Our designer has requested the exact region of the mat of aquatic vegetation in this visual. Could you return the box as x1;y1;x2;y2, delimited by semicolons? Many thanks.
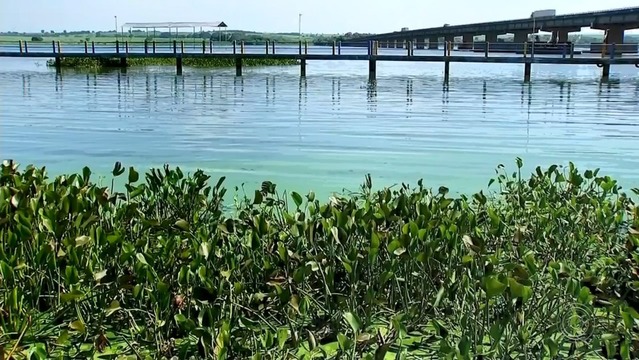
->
46;57;297;70
1;158;639;359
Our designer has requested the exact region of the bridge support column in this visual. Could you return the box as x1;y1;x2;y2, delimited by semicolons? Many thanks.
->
428;37;439;49
591;25;634;55
176;57;182;75
513;31;528;44
300;59;306;77
524;62;531;82
369;59;376;79
605;27;625;45
485;33;498;43
235;58;242;76
459;34;474;50
394;39;398;48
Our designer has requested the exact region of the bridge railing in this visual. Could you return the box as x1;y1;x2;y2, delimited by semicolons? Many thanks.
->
1;39;637;58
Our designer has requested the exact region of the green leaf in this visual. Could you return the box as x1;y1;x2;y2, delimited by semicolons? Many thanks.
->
136;253;148;266
508;278;532;303
489;322;503;342
42;217;55;234
458;336;470;357
291;191;303;207
337;333;353;351
343;312;362;334
307;330;317;351
69;320;86;333
434;286;445;308
253;190;263;205
112;161;124;176
370;231;380;249
175;219;189;231
621;341;630;359
484;276;507;298
128;167;139;183
543;338;558;357
0;261;14;283
106;300;120;317
307;261;319;272
277;328;288;350
75;235;91;247
200;241;211;260
60;289;84;303
93;269;108;282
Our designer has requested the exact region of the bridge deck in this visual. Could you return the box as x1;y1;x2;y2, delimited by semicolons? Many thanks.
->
1;51;638;65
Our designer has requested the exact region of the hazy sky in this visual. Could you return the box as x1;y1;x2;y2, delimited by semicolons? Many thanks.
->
2;0;639;34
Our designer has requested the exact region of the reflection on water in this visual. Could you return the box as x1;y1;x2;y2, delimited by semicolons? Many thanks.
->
2;60;639;198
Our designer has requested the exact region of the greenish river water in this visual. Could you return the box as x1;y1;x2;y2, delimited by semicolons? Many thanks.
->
1;56;638;199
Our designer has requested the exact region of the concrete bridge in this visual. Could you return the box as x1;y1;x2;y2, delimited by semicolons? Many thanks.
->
355;7;639;51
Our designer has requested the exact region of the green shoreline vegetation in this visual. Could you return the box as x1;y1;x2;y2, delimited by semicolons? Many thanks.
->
1;159;639;359
45;57;298;70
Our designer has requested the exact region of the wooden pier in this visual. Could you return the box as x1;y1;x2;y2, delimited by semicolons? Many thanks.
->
1;39;638;82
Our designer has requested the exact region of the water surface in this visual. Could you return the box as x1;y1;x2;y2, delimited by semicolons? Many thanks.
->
1;55;638;198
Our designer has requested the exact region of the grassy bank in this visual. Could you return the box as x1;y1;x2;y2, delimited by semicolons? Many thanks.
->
1;159;639;359
45;57;298;70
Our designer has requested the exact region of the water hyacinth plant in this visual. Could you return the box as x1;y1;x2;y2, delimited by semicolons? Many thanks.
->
46;57;298;70
1;158;638;359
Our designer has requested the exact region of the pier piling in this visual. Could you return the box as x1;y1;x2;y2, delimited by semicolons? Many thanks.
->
444;61;450;82
116;40;120;54
235;58;242;76
369;59;376;80
176;57;183;75
120;57;127;68
300;59;307;77
84;41;88;54
601;63;610;81
145;40;148;54
524;62;531;82
91;41;95;54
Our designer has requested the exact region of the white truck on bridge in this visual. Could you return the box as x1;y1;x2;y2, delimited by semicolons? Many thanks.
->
531;9;556;18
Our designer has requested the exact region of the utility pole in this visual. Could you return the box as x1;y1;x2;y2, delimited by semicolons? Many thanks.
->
298;13;302;42
114;16;118;40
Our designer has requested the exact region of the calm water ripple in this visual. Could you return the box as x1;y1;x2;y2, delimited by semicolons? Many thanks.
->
1;57;638;198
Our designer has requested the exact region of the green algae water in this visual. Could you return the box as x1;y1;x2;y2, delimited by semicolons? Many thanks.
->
1;55;639;199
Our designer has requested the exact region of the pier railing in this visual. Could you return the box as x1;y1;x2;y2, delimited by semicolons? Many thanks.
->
1;39;637;82
1;39;638;58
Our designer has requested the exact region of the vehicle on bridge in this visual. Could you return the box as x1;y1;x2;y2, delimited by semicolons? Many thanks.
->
531;9;556;18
